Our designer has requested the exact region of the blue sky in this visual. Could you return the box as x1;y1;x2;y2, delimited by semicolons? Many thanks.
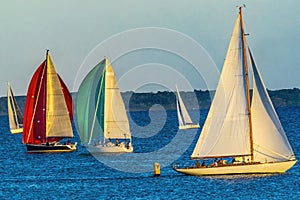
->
0;0;299;96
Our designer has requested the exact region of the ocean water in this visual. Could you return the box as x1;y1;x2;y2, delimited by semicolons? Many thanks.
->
0;107;299;199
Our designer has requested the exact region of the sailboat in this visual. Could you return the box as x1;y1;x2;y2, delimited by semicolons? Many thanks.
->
176;85;200;130
174;7;296;175
76;57;133;153
22;50;77;153
7;82;23;134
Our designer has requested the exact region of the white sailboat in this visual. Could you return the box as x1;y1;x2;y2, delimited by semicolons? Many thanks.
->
76;58;133;153
7;82;23;134
174;7;296;175
176;85;200;130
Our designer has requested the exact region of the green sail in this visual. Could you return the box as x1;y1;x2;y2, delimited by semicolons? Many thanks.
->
76;59;106;144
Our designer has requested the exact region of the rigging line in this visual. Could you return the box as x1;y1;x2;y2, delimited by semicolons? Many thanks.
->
89;65;105;144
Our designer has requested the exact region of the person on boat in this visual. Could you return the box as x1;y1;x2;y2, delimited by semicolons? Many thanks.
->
201;160;206;167
231;158;236;164
115;139;119;146
126;141;130;149
213;158;218;167
218;159;224;165
195;160;201;168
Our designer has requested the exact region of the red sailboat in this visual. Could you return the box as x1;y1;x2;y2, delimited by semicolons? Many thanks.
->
22;50;77;153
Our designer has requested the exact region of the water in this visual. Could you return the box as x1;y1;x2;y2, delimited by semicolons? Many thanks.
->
0;107;299;199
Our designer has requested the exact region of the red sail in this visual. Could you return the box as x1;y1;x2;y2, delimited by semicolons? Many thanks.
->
23;61;47;144
58;75;73;121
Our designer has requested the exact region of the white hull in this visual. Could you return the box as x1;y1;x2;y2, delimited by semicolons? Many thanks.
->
179;124;200;130
87;142;133;153
10;127;23;134
174;160;297;176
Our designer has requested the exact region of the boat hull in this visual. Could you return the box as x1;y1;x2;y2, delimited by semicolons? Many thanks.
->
174;160;297;176
179;124;200;130
10;128;23;134
87;143;133;153
26;142;77;153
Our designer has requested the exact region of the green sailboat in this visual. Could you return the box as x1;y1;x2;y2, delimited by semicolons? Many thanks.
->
76;58;133;153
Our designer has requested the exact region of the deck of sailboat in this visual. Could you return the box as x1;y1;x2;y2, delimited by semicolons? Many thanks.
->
174;160;297;176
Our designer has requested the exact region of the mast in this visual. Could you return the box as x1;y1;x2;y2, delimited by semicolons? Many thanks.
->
45;49;49;141
239;7;254;162
103;58;108;141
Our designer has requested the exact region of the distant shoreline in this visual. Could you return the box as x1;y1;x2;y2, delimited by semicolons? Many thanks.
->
0;88;299;115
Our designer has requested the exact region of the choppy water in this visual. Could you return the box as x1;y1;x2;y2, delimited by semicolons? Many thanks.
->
0;107;299;199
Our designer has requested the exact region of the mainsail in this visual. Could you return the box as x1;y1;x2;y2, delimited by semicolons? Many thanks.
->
23;52;74;144
7;82;23;133
191;13;250;159
176;85;193;126
76;58;131;145
249;48;295;162
176;100;184;127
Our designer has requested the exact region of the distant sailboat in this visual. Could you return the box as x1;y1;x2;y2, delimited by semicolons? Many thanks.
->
76;58;133;153
7;82;23;134
22;50;77;153
174;7;296;175
176;85;200;130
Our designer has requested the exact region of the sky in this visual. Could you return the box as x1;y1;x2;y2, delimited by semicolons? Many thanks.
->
1;0;300;96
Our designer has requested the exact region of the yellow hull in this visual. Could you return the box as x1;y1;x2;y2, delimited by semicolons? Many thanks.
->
179;124;200;130
10;128;23;134
174;160;297;176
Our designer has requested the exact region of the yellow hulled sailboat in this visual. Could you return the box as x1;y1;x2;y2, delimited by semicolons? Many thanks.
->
7;82;23;134
174;7;296;176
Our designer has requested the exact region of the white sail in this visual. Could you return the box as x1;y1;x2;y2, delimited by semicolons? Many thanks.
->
7;82;23;132
7;84;17;130
249;48;295;162
104;59;131;139
191;14;250;159
176;100;184;127
176;85;193;125
46;53;73;138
